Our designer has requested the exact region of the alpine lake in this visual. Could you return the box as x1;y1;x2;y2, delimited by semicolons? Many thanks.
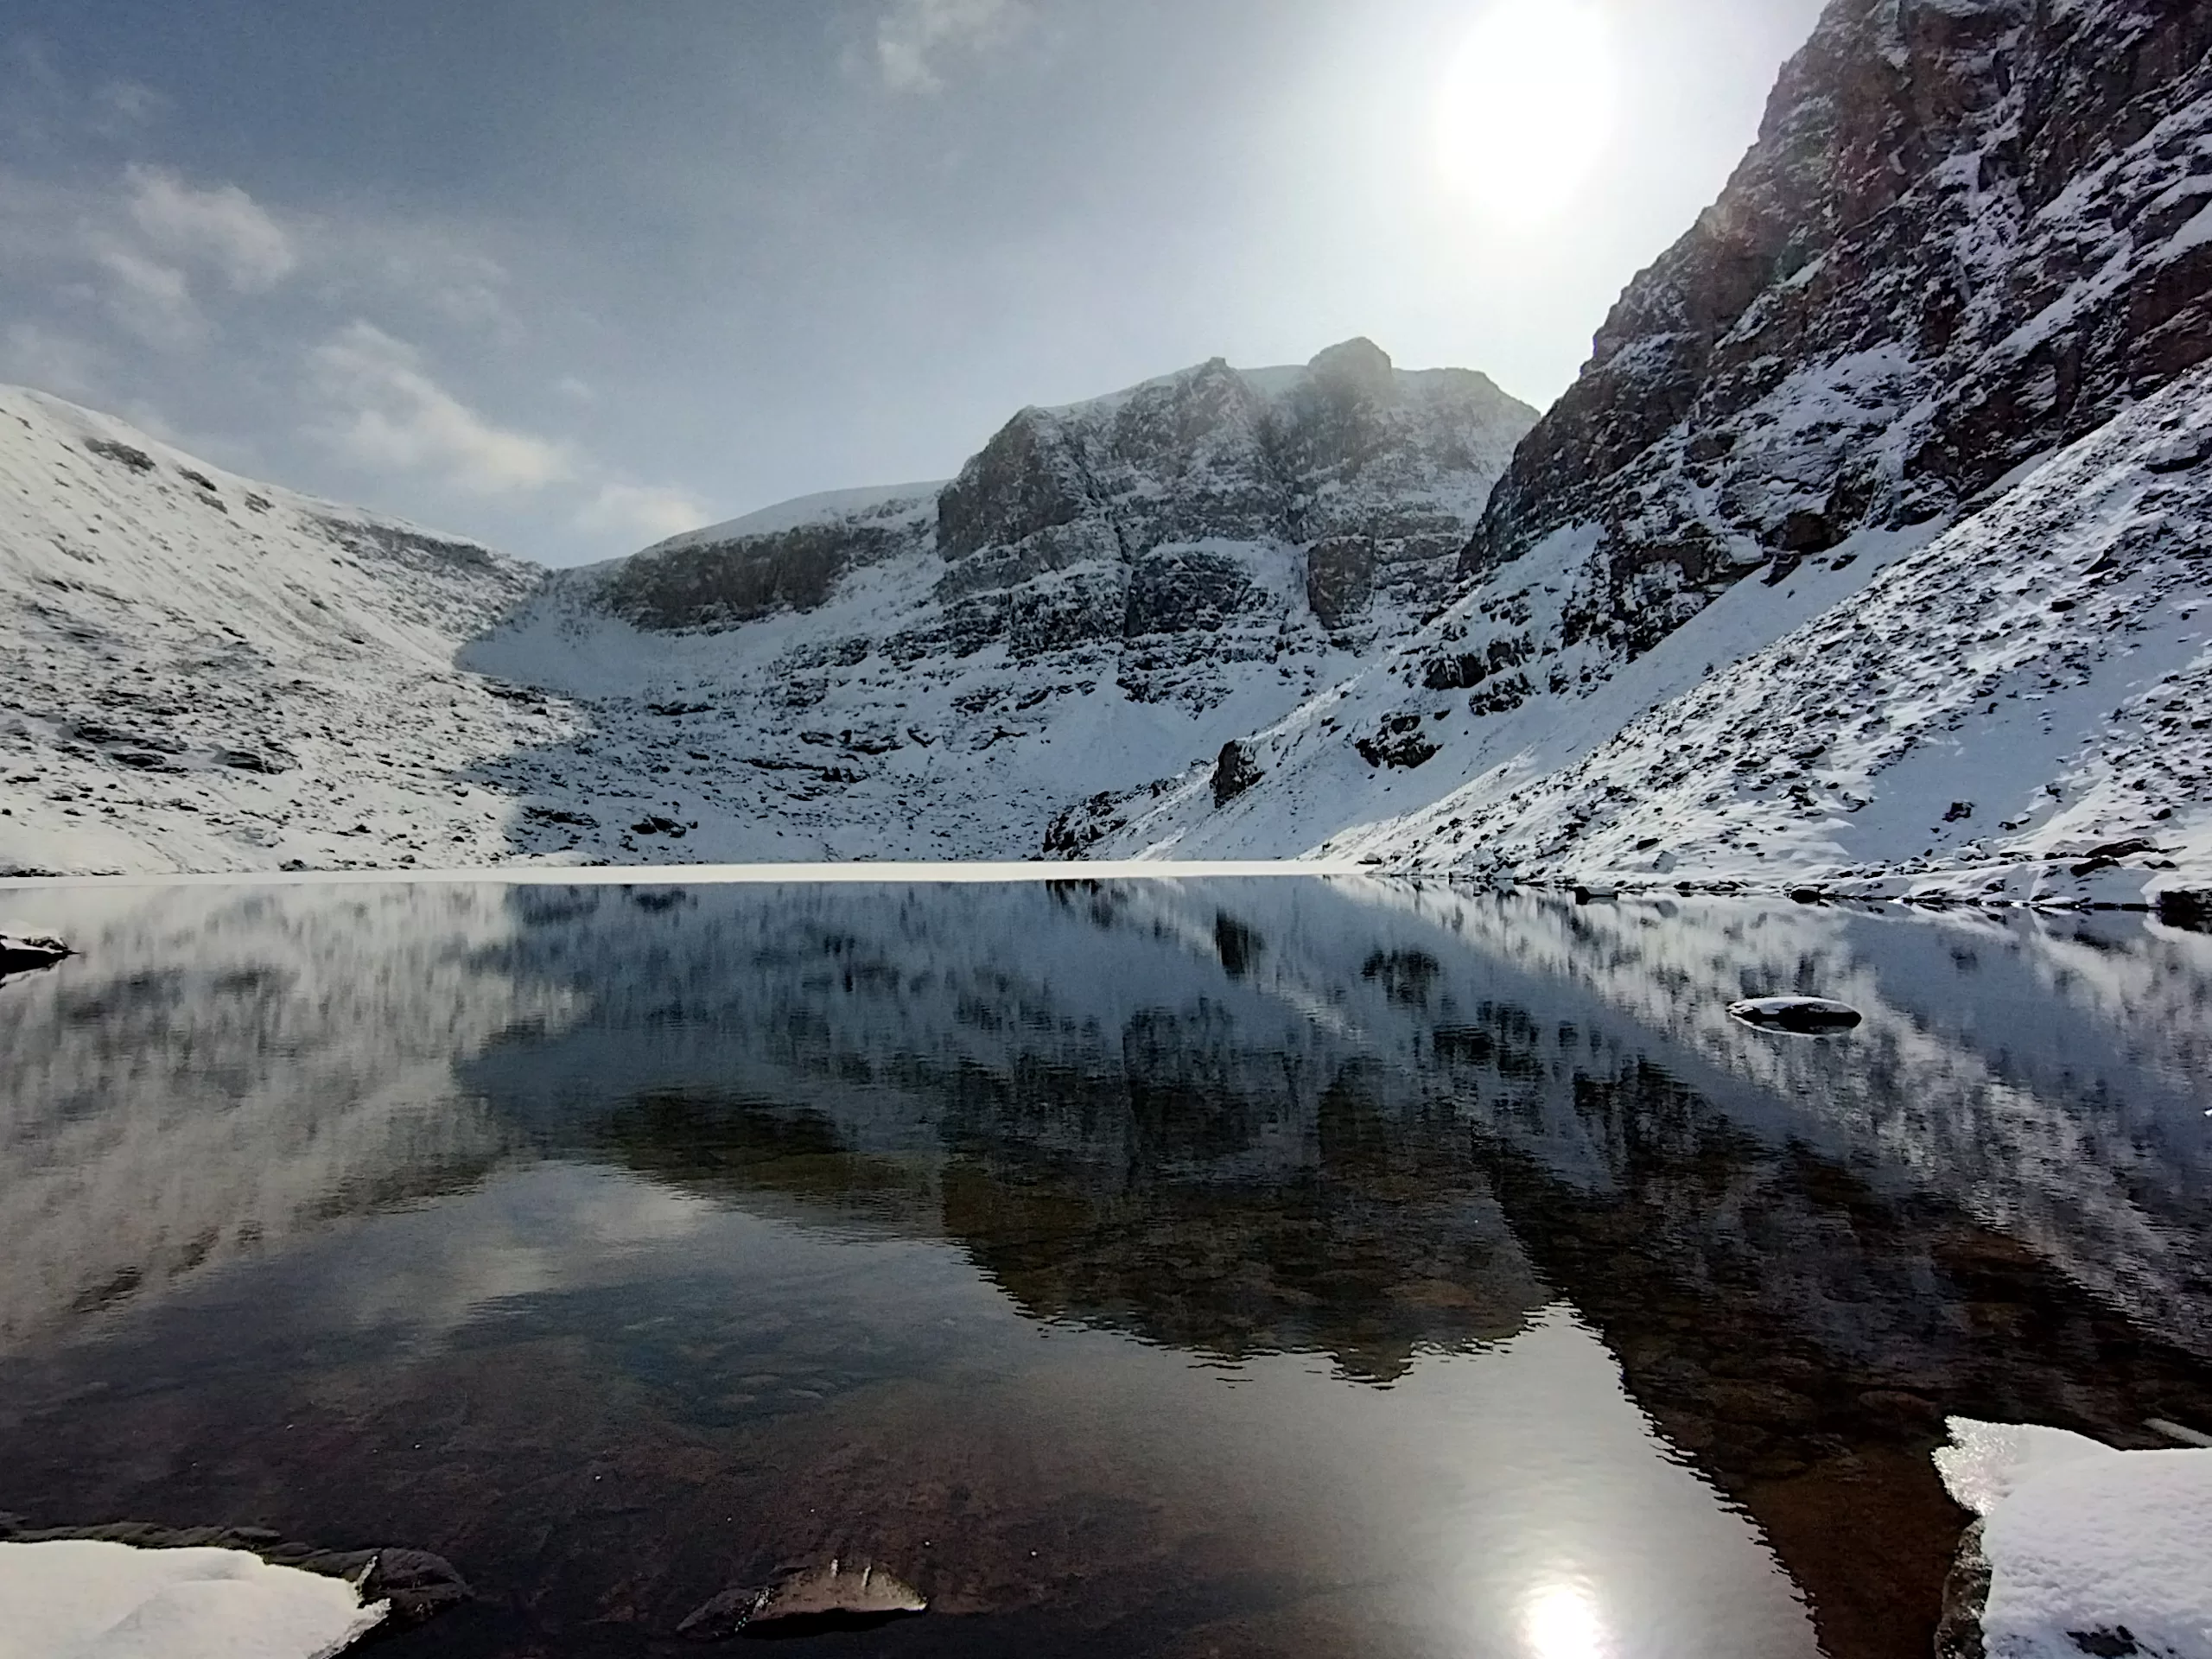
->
2;874;2208;1658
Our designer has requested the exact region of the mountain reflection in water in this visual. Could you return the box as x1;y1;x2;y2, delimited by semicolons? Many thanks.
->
0;878;2208;1658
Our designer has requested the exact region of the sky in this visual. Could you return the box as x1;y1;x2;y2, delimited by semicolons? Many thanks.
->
0;0;1827;567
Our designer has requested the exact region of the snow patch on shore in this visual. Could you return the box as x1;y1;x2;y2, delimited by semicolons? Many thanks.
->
1936;1417;2212;1659
0;1540;385;1659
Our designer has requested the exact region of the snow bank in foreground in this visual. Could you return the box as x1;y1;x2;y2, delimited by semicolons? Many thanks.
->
0;1540;385;1659
1936;1418;2212;1658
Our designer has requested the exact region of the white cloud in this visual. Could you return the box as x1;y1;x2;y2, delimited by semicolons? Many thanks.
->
580;480;710;543
124;164;296;293
875;0;1027;92
90;241;207;348
93;79;168;130
1;321;104;399
308;321;573;495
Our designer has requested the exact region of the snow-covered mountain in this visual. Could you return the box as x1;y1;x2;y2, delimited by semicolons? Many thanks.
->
462;340;1534;861
6;1;2209;894
1088;0;2212;910
0;344;1531;874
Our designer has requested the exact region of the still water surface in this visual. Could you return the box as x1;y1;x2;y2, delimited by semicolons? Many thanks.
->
1;878;2209;1657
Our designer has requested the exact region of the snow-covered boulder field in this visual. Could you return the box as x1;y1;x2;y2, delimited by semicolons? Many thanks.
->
0;1539;385;1659
1935;1418;2212;1659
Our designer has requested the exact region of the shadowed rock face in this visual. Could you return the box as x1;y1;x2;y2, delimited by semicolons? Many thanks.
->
588;343;1531;661
1305;536;1376;631
938;407;1108;563
1464;0;2212;656
925;341;1533;658
601;522;923;632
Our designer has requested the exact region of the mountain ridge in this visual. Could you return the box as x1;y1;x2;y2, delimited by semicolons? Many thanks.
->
1082;0;2212;911
5;0;2210;899
0;340;1536;873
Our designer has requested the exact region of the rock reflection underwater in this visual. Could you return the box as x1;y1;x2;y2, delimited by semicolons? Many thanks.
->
0;877;2207;1657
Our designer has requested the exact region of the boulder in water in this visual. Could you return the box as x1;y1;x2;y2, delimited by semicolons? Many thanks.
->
0;931;70;977
678;1558;927;1641
1726;995;1862;1033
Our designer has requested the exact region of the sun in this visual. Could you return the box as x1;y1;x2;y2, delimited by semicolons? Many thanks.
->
1433;0;1620;228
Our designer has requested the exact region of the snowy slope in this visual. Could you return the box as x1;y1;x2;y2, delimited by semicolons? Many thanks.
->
1362;366;2212;906
1109;367;2212;909
0;387;587;874
0;340;1533;874
1084;0;2212;906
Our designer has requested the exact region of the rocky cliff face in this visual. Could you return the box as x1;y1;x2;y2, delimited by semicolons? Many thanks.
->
461;342;1533;861
1468;0;2212;654
932;339;1524;664
1091;0;2212;906
584;339;1528;677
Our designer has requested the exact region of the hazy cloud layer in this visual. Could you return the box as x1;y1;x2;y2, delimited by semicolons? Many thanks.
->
0;0;1827;565
875;0;1028;92
308;321;573;496
124;164;296;292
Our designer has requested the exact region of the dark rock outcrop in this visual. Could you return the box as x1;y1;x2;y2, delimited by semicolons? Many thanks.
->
0;931;70;978
1356;715;1442;772
1306;536;1375;630
604;520;925;634
1212;740;1263;807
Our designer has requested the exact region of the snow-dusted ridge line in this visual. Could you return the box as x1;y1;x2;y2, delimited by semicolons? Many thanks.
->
0;859;1357;891
630;480;946;561
0;349;1529;874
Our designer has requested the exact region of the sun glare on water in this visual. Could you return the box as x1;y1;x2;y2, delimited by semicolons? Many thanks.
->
1433;0;1619;228
1523;1580;1613;1659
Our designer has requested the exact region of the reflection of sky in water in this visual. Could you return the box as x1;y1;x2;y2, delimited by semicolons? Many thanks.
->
18;1156;1819;1656
3;879;2209;1656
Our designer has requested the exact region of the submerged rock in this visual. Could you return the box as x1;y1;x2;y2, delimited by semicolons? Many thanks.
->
678;1558;927;1641
1726;995;1862;1033
0;931;70;977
